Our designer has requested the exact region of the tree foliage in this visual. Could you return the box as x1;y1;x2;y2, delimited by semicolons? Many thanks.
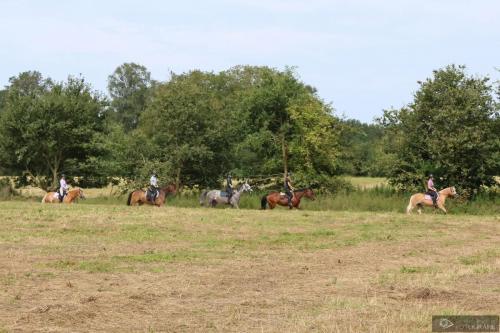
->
129;66;342;189
227;66;340;187
380;65;499;196
1;64;497;197
0;72;106;189
337;120;394;177
140;70;234;187
108;63;153;131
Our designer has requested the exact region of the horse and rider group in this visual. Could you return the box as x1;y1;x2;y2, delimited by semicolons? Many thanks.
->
41;171;456;213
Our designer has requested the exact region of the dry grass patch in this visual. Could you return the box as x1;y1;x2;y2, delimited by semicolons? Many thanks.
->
0;202;498;332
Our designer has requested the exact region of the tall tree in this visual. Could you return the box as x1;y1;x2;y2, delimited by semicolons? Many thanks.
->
337;120;393;177
0;89;7;113
140;70;234;188
227;66;340;185
380;65;499;196
108;63;153;131
0;72;106;189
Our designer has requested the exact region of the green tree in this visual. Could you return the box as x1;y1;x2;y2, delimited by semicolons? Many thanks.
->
227;66;340;186
0;72;106;189
0;89;7;113
140;70;234;188
108;63;154;131
380;65;499;196
337;120;393;176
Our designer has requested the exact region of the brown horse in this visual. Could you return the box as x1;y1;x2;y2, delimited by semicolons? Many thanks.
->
261;188;316;210
126;184;177;207
41;188;85;204
406;186;457;214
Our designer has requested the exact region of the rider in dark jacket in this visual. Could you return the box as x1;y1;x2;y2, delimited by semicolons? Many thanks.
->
284;172;294;209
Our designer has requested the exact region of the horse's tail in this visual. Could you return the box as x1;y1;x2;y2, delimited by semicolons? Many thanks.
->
127;192;133;206
199;191;208;206
260;194;268;210
41;193;46;204
406;195;415;214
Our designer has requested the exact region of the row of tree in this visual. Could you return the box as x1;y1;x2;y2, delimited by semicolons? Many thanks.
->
0;64;498;197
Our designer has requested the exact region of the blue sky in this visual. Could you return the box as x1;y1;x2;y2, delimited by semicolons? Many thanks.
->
1;0;499;122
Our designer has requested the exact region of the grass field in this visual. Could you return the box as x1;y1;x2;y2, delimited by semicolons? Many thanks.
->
0;202;499;332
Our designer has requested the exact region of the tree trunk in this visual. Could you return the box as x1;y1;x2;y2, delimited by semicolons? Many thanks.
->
51;167;59;190
282;132;288;182
175;166;181;195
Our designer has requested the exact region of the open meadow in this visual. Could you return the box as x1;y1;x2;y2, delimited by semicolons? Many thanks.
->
0;201;499;332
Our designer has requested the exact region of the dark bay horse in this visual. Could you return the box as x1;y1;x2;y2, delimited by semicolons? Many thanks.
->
41;188;85;204
261;188;315;210
127;184;177;207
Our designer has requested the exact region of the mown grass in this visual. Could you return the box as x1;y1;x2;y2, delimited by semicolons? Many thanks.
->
0;201;497;275
0;201;498;332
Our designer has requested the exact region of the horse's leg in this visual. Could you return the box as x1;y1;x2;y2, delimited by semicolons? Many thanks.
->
437;203;447;214
406;199;413;214
294;198;301;209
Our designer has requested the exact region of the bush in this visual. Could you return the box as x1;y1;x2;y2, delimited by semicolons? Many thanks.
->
0;177;15;199
294;172;354;194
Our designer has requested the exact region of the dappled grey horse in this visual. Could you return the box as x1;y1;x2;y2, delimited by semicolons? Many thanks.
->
199;182;252;208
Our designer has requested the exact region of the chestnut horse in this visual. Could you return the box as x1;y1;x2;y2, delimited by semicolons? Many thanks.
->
261;188;316;210
126;184;177;207
406;186;457;214
41;188;85;204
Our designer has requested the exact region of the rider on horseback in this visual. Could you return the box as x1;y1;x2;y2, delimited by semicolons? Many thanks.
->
226;173;233;204
427;174;438;207
284;172;294;209
149;172;159;203
59;174;69;202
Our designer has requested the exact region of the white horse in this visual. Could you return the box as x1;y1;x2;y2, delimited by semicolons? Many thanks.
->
199;182;252;208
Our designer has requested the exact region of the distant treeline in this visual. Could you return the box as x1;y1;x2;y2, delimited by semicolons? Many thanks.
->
0;64;498;197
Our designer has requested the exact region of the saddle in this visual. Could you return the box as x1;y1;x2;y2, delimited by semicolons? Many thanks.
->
56;190;67;202
424;191;439;201
220;191;229;197
146;188;159;202
279;192;293;199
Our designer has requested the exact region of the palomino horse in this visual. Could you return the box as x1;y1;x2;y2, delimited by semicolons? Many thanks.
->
41;188;85;203
126;184;177;207
406;186;457;214
261;188;315;210
199;182;252;208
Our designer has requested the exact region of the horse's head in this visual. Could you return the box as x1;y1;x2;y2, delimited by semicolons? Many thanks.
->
304;188;316;200
440;186;457;197
240;181;252;192
162;184;177;195
450;186;457;197
78;188;86;200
